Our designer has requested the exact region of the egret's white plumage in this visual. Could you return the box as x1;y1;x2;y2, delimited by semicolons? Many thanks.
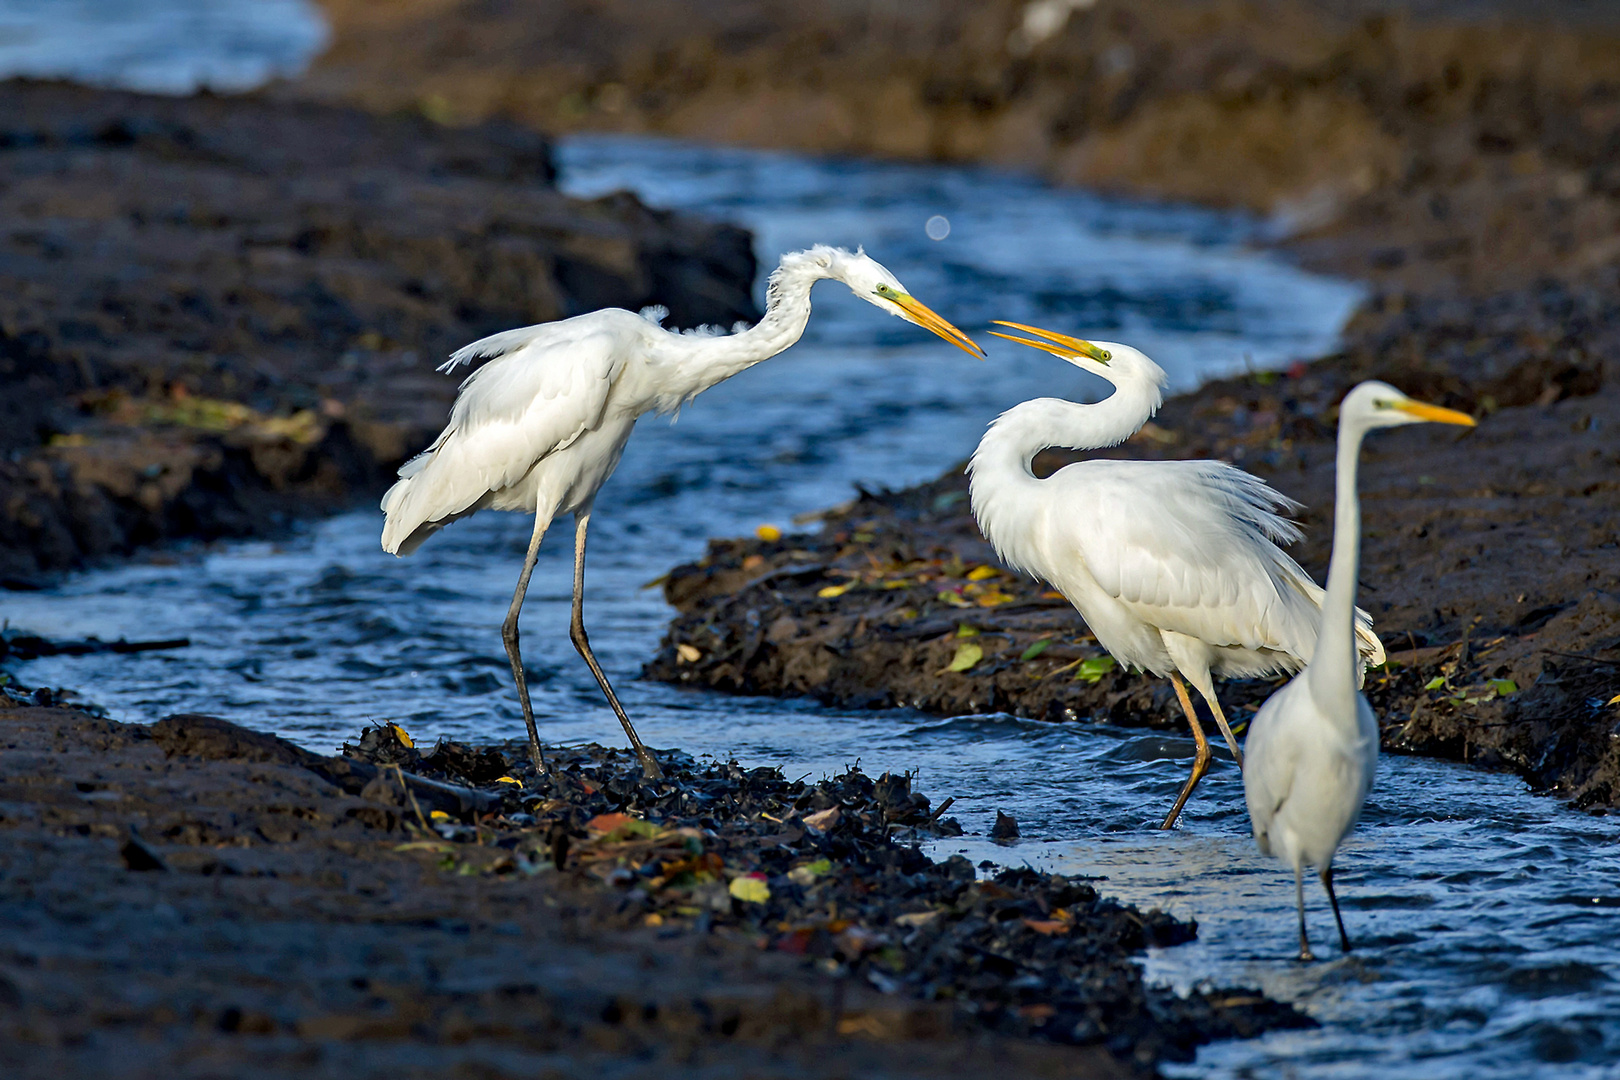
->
1244;381;1475;960
381;245;982;778
968;321;1383;828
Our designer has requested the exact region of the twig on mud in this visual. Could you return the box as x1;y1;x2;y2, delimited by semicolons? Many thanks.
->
392;763;431;831
1539;649;1620;667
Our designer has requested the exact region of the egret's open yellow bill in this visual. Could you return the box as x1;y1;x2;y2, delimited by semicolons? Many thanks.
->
893;294;984;357
1393;400;1476;426
989;320;1111;363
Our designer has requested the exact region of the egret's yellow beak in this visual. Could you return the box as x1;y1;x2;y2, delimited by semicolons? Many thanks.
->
988;320;1112;364
892;293;985;358
1393;400;1477;426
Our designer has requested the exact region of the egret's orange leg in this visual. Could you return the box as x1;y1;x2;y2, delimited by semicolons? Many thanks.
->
1161;672;1212;829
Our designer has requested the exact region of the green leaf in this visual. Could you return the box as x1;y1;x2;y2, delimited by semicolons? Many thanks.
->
787;858;832;886
1076;656;1116;684
955;623;980;638
1424;676;1447;691
947;642;984;673
1488;679;1518;696
1020;638;1052;662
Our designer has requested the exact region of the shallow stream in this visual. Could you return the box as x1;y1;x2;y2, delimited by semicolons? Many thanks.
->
5;129;1617;1078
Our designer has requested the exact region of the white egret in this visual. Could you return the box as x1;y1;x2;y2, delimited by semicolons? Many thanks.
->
1244;381;1474;960
381;245;982;779
969;321;1384;828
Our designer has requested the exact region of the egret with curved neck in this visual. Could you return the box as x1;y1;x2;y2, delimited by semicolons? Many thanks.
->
1244;381;1475;960
968;321;1384;828
381;245;982;779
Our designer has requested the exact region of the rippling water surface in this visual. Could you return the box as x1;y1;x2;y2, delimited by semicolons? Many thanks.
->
7;137;1617;1078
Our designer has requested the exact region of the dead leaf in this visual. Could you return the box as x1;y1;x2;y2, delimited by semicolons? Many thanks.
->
894;910;940;928
802;806;841;832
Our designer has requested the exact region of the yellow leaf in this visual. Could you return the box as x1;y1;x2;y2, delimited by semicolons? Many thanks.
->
935;590;973;608
675;643;702;663
729;874;771;903
947;642;983;673
975;590;1014;607
429;810;451;822
818;582;853;599
966;565;999;581
494;776;520;785
756;524;783;542
389;723;414;749
1609;694;1620;707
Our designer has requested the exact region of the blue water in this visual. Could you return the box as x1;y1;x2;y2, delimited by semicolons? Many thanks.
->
0;0;325;94
2;14;1617;1078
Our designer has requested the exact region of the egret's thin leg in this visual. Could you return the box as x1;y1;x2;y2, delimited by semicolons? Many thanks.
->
1296;864;1315;961
1322;864;1352;953
1204;692;1245;770
1161;673;1213;830
503;510;551;774
1181;662;1244;769
570;510;664;780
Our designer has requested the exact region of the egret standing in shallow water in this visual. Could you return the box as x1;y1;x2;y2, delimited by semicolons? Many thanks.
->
381;246;982;779
969;322;1384;828
1244;381;1474;960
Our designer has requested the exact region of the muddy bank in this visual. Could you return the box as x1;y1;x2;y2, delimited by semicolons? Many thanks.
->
0;703;1304;1077
646;274;1620;807
300;0;1620;285
0;79;758;583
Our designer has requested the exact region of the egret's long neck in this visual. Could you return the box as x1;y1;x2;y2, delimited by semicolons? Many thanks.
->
1308;415;1370;714
967;371;1160;574
653;262;822;405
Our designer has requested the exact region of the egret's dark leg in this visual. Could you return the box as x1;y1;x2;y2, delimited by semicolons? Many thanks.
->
570;510;663;780
1296;864;1316;961
1322;864;1352;954
503;510;551;774
1161;673;1213;830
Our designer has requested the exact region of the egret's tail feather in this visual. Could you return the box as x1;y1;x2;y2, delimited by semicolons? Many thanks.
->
379;463;490;556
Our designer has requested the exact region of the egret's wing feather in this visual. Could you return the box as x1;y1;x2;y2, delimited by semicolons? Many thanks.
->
1048;459;1383;667
1048;460;1314;651
381;316;633;553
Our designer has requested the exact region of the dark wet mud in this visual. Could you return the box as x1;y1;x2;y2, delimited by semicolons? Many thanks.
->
0;703;1305;1077
646;279;1620;807
0;79;757;583
304;0;1620;285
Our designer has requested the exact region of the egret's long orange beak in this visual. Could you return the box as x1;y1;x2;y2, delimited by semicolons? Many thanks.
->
1393;400;1477;426
988;320;1112;364
893;293;984;358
